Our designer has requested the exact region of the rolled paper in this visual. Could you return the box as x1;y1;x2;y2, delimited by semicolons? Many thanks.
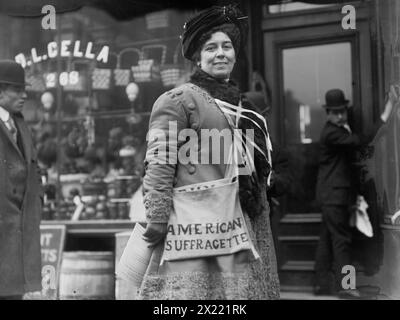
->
116;223;153;288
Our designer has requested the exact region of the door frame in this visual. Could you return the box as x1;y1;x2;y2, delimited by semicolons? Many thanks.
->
262;3;374;217
262;3;374;145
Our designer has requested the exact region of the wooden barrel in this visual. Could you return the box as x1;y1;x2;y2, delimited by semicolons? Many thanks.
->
59;251;115;300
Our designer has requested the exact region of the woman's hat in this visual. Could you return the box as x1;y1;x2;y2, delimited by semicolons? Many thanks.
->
181;5;247;61
323;89;349;109
0;60;28;86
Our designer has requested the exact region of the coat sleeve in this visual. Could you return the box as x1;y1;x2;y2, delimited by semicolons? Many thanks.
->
324;119;384;147
324;127;361;147
142;92;188;223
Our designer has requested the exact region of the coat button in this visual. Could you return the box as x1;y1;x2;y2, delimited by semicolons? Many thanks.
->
188;103;196;110
175;90;183;95
187;164;196;174
191;122;199;130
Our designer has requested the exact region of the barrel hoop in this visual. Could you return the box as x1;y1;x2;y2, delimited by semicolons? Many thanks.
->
61;268;115;275
60;295;114;300
63;255;114;261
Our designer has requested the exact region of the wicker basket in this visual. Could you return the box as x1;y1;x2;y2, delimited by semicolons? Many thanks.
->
132;60;158;83
26;72;46;92
114;69;131;86
25;63;47;92
113;49;137;86
160;44;185;88
131;45;166;83
145;10;170;29
92;68;112;90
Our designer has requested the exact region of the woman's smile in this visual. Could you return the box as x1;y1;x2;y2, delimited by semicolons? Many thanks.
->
199;31;236;79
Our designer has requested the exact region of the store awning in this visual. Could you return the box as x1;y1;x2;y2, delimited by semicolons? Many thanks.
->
0;0;358;19
265;0;359;4
0;0;218;19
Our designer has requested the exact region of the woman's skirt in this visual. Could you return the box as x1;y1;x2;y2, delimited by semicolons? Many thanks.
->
138;198;280;300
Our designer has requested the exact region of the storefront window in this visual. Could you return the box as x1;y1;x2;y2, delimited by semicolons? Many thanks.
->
0;7;194;221
265;1;335;15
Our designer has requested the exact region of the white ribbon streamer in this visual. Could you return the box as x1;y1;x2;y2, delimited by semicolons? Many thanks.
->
214;99;273;185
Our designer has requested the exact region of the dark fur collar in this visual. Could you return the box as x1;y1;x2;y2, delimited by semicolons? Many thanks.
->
189;68;241;105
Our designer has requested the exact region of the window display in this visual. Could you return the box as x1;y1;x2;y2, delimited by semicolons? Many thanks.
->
1;7;194;221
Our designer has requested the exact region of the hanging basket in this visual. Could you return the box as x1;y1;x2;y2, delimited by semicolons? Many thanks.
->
160;44;185;88
131;45;166;83
114;69;131;86
113;49;137;86
26;73;46;92
132;60;158;83
25;63;46;92
92;68;112;90
145;10;170;29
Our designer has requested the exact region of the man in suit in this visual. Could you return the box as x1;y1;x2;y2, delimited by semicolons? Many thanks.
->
0;60;43;299
314;88;395;299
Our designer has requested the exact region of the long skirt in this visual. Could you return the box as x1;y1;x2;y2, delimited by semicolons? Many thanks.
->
138;194;280;300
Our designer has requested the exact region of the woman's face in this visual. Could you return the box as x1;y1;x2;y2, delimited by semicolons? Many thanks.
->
199;31;236;79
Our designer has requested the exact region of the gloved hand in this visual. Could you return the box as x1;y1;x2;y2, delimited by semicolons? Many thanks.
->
142;222;168;248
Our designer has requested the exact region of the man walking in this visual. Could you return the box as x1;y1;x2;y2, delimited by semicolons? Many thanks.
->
0;60;43;299
314;88;396;299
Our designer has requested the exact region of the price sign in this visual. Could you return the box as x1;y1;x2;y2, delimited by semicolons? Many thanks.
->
40;225;66;299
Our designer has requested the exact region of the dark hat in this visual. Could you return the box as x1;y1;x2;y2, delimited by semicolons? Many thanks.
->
0;60;27;86
181;5;247;61
323;89;349;109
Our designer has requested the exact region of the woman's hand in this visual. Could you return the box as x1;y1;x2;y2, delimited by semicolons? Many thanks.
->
142;222;168;248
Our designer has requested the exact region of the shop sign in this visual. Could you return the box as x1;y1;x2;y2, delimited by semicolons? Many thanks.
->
15;40;110;68
45;71;81;88
40;225;66;299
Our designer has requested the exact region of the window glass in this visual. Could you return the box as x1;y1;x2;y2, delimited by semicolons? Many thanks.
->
283;42;352;144
282;42;353;213
0;7;194;220
266;1;335;15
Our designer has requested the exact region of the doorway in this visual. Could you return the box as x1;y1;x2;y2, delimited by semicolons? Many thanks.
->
281;41;354;213
262;6;375;285
263;7;373;217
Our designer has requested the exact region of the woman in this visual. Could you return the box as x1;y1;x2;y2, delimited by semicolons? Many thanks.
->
139;5;280;299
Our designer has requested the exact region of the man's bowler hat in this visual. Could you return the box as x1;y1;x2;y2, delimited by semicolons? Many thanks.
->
0;60;27;86
323;89;349;110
